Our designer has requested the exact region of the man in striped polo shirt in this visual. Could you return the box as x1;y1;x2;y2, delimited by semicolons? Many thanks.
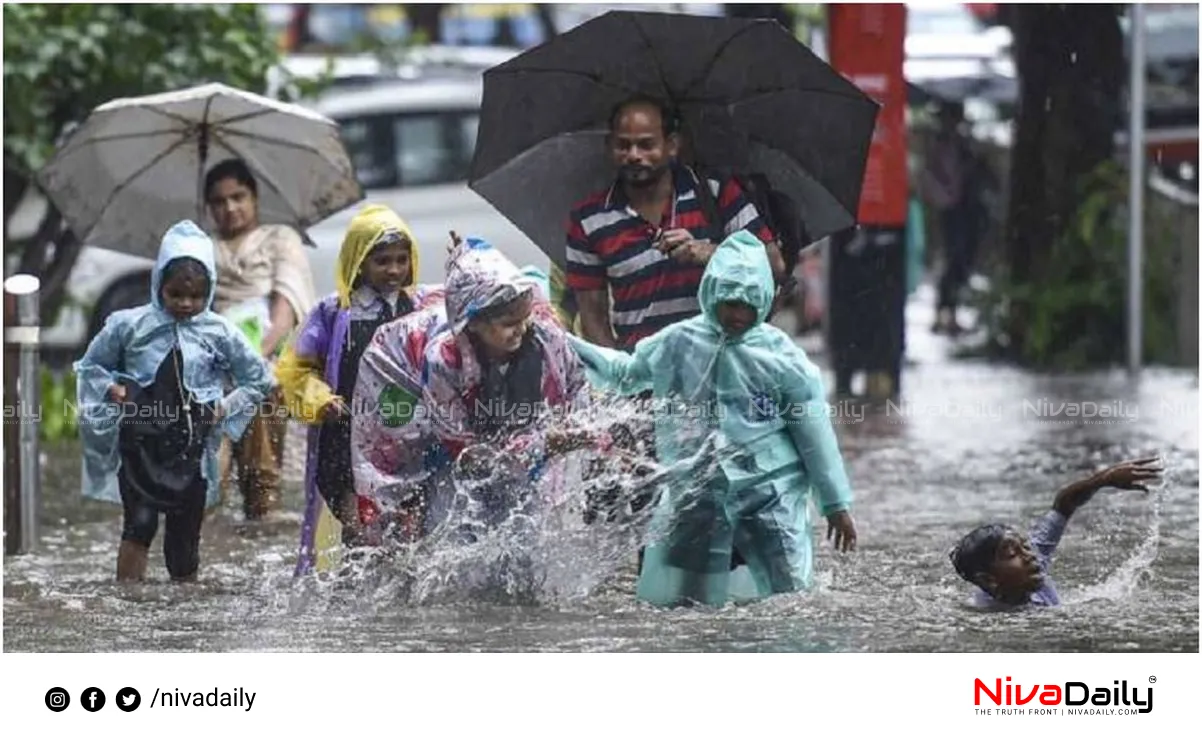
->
565;97;783;351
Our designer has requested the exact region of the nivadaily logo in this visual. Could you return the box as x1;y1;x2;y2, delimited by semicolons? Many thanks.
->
974;677;1153;715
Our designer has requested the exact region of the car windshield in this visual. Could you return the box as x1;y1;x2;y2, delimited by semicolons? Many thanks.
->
908;8;981;36
337;110;481;190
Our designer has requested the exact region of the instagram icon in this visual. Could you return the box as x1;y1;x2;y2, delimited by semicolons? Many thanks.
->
45;687;70;712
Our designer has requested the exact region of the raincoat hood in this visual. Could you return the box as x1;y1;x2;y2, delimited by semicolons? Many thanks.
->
335;204;420;307
698;229;775;333
151;220;218;313
444;236;539;333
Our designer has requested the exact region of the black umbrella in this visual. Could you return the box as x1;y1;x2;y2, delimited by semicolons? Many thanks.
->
469;10;880;267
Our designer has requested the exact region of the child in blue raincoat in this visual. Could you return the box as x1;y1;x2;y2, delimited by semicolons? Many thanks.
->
568;229;857;608
76;221;274;582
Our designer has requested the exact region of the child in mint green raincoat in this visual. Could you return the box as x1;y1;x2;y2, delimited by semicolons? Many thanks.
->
568;230;857;608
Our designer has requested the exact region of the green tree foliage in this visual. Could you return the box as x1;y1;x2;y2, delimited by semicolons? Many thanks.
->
4;3;279;185
3;3;282;321
995;4;1126;366
972;163;1183;370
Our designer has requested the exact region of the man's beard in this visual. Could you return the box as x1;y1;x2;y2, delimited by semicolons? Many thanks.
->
619;162;669;188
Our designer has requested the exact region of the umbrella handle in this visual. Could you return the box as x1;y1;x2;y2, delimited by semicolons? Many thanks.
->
195;123;210;225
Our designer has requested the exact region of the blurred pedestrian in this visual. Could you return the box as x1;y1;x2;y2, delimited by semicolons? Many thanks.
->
921;103;991;335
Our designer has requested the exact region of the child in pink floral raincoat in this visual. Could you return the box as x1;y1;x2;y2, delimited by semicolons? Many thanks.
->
421;236;595;535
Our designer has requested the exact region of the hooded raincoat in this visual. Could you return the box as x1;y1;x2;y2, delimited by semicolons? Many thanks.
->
422;238;590;515
351;303;450;535
568;230;853;607
277;204;443;576
76;221;274;508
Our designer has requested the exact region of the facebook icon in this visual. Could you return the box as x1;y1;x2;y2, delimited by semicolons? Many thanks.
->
81;687;106;712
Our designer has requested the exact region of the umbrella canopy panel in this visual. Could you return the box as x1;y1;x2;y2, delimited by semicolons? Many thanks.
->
470;11;879;265
39;83;362;256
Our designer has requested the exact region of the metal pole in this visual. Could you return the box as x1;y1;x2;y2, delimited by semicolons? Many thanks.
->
1128;2;1147;378
3;292;18;555
4;274;41;554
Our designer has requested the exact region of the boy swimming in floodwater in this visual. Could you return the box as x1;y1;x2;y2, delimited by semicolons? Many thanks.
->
949;456;1163;609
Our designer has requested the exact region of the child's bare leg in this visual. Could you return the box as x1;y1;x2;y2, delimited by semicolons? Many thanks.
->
118;476;157;582
116;540;149;582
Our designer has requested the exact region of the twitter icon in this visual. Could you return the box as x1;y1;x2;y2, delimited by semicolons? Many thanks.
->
116;687;141;712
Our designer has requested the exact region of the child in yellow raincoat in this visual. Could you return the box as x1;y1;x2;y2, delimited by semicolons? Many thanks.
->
276;204;443;576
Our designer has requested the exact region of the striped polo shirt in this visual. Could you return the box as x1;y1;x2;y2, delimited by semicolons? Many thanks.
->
565;164;774;349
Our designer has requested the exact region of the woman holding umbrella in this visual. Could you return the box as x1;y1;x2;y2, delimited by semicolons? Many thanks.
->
205;158;317;521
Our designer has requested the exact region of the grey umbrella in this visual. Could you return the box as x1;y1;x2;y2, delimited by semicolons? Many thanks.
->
469;10;880;267
38;83;363;257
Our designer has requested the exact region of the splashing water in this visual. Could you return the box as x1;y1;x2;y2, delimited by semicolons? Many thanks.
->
290;400;756;610
5;360;1197;652
1069;490;1163;605
293;444;656;607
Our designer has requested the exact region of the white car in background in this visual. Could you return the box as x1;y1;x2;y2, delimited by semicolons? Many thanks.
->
904;1;1014;115
904;1;1013;80
303;75;547;291
32;68;547;356
265;44;520;98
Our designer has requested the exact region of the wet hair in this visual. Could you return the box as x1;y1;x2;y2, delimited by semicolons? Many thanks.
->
609;95;679;137
351;229;413;289
204;158;258;201
717;299;757;311
470;286;534;326
371;228;412;253
949;524;1011;587
159;257;210;293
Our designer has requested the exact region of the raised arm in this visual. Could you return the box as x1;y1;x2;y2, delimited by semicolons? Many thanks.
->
1052;456;1163;519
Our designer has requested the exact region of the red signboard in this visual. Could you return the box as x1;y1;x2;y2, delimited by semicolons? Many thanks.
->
828;4;909;227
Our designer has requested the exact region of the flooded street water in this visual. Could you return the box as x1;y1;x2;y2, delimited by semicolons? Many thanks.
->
5;290;1198;652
